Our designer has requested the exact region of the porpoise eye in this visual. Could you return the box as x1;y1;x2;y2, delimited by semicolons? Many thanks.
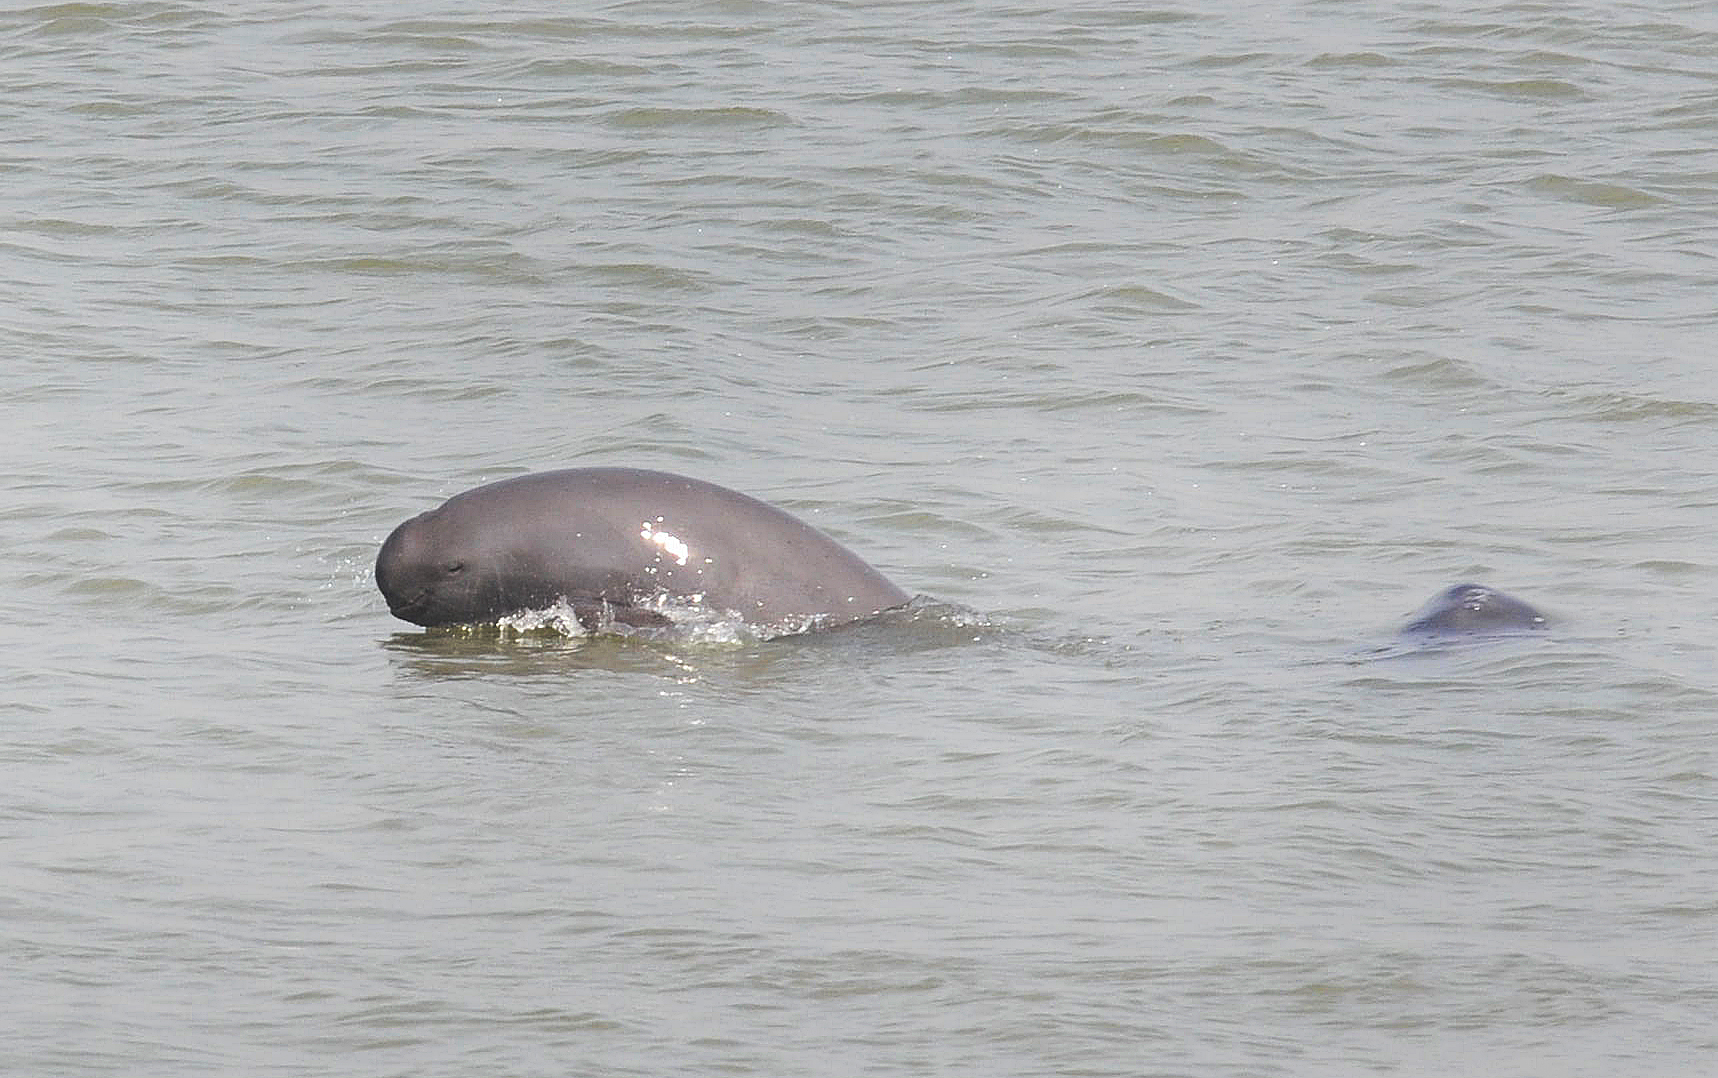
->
443;561;465;576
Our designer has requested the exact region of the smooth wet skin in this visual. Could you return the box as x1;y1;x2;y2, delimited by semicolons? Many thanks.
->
1401;583;1548;636
376;468;909;631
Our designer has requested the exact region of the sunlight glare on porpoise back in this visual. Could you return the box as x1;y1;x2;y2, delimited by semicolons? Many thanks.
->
639;519;690;566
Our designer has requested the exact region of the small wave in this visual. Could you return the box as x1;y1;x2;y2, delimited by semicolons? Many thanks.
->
486;595;838;646
494;599;594;638
472;594;998;647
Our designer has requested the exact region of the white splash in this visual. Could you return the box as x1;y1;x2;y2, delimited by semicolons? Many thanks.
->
496;598;591;637
639;519;690;565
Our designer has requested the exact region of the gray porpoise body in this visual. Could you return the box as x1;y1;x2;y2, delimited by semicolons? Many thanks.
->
1401;583;1548;636
375;467;910;630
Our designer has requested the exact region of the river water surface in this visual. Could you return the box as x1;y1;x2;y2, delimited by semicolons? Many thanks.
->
5;2;1717;1075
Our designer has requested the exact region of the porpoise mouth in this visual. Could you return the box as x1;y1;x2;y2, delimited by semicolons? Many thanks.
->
383;589;435;625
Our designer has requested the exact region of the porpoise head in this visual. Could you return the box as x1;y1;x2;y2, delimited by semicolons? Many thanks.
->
374;507;568;628
375;510;485;626
1401;583;1548;636
375;486;657;628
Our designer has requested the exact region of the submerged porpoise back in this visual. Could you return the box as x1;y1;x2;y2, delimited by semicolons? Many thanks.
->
1401;583;1548;636
375;467;909;630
